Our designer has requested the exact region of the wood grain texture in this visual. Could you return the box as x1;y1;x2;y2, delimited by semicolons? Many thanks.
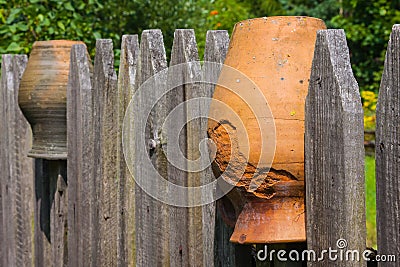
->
0;54;34;267
134;30;170;267
92;39;119;266
203;30;230;267
376;24;400;265
67;44;95;267
167;29;204;267
117;35;139;267
305;29;366;266
48;160;68;267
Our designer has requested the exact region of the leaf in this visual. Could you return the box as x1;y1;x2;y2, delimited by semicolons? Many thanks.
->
6;8;22;24
16;23;29;31
11;33;21;42
9;24;16;33
93;31;101;39
7;42;22;52
57;21;65;31
76;27;82;36
77;3;85;10
35;25;42;33
64;2;75;12
43;18;50;26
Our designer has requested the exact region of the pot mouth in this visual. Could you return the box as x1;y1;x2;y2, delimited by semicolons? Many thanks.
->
234;16;325;27
230;196;306;244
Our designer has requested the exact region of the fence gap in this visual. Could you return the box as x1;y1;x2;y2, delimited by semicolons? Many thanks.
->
305;29;366;266
376;24;400;264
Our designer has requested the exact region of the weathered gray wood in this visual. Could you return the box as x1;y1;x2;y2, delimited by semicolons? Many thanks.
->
92;39;119;266
0;54;34;267
203;30;230;267
49;160;68;266
67;44;95;267
117;35;139;267
376;24;400;265
305;29;366;266
134;30;170;267
167;29;204;267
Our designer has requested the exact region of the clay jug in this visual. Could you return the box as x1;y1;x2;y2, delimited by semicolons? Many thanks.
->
208;16;326;243
18;40;84;159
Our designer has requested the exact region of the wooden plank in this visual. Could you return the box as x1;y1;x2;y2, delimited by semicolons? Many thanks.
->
134;30;170;267
117;34;139;267
167;29;203;267
48;160;68;267
92;39;119;266
67;44;95;267
0;54;34;267
1;55;18;267
203;30;230;267
305;29;365;266
376;24;400;265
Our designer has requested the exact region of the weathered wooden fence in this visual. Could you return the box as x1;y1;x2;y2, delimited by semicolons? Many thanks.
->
1;26;400;266
376;24;400;267
305;29;366;267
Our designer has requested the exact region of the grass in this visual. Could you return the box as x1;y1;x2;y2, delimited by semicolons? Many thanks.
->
365;155;376;248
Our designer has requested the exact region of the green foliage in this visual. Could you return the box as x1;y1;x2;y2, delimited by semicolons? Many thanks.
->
331;0;400;93
276;0;400;129
0;0;111;57
127;0;251;59
365;155;376;248
329;0;400;129
361;90;377;130
244;0;285;17
281;0;340;28
0;0;252;61
1;0;399;127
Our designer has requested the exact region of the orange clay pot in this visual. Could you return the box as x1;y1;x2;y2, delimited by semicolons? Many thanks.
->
208;16;326;243
19;40;84;160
